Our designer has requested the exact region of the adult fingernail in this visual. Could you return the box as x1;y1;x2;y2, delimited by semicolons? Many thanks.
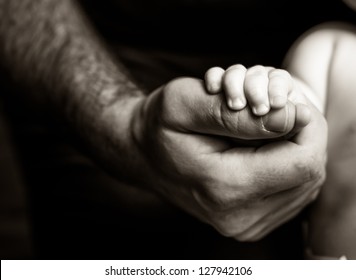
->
262;106;289;132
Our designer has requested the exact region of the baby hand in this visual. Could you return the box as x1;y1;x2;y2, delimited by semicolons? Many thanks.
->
205;64;312;132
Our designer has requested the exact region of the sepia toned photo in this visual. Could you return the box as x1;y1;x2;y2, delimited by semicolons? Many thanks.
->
1;0;356;262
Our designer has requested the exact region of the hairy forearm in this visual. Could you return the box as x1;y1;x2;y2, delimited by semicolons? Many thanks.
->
0;0;144;114
0;0;148;183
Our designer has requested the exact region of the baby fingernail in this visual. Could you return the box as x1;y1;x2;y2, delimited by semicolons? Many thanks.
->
208;83;220;93
252;104;269;116
228;98;246;110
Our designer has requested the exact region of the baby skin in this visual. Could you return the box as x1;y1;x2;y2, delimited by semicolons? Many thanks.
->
284;22;356;260
204;64;321;142
204;55;355;259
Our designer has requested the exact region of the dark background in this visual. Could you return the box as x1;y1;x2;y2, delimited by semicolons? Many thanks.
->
1;0;355;259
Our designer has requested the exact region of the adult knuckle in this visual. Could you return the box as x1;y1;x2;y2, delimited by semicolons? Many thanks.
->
310;151;327;182
213;220;238;237
211;214;248;238
198;176;244;213
209;205;260;239
201;186;234;213
295;149;326;184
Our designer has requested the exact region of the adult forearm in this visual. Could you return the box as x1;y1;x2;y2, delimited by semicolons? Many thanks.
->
0;0;148;184
0;0;144;113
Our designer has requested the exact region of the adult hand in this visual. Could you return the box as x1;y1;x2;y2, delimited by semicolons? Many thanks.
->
131;77;327;241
